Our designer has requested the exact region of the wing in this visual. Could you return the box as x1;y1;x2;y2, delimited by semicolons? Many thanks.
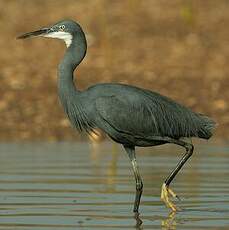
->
95;94;162;138
95;89;207;139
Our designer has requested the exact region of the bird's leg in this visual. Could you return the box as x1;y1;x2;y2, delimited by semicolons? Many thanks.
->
161;142;194;212
124;146;143;213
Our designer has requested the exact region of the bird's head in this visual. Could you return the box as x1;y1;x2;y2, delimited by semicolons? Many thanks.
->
17;19;84;48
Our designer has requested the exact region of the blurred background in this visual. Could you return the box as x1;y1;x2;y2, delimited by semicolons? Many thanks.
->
0;0;228;141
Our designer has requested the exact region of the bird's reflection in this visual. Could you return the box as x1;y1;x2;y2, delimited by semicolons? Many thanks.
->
134;212;143;229
88;130;118;190
133;210;177;230
88;129;106;175
161;211;176;230
89;129;106;162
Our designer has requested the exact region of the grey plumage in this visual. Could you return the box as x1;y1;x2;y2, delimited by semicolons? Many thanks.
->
17;19;216;213
60;81;215;146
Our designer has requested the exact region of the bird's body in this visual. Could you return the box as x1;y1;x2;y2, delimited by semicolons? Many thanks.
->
17;19;216;213
63;82;214;147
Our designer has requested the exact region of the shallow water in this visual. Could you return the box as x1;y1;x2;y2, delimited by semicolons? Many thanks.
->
0;141;228;229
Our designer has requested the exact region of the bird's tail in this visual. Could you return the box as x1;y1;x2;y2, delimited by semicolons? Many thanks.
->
196;114;217;139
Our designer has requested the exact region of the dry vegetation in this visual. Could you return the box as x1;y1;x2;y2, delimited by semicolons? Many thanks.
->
0;0;228;141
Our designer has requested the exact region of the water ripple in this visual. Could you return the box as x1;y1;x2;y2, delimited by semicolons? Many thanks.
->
0;141;228;229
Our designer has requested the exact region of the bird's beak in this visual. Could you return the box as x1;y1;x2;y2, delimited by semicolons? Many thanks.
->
17;28;50;39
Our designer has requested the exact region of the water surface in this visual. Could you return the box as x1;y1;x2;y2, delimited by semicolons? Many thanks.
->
0;141;228;229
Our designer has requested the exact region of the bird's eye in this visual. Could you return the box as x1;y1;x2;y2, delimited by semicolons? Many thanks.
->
59;25;65;31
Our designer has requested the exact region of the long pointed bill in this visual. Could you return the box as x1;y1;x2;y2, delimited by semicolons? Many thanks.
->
17;28;50;39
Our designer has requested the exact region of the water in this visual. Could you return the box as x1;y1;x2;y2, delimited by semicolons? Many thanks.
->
0;141;228;229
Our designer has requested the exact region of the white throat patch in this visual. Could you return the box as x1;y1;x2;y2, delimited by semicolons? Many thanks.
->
44;31;73;47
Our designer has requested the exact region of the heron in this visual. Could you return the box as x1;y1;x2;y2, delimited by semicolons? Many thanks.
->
17;20;216;213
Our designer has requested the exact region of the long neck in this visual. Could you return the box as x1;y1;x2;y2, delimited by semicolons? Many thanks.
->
56;28;93;133
58;33;87;100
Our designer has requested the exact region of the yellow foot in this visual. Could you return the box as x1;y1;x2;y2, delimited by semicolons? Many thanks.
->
161;183;180;212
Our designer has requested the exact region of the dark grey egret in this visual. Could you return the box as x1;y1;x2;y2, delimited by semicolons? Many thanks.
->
17;20;216;213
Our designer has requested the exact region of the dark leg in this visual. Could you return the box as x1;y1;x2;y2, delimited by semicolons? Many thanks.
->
124;145;143;213
160;140;194;211
165;143;194;186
